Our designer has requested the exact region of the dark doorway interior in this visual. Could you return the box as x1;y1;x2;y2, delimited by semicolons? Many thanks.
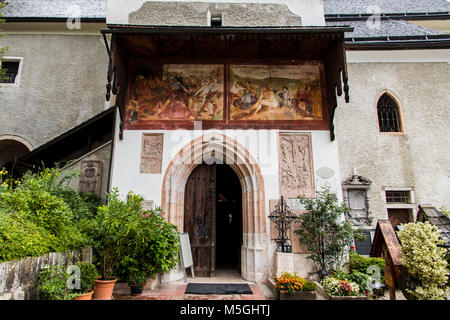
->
215;164;242;272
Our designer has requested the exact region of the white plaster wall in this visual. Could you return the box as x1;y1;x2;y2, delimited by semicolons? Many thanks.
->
107;0;325;26
110;126;342;212
335;51;450;226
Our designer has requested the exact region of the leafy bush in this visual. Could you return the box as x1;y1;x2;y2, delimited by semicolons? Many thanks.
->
334;270;370;293
349;251;385;284
397;222;448;300
294;186;355;275
321;276;360;296
37;265;77;300
93;189;180;282
0;168;99;262
74;262;98;294
0;211;52;261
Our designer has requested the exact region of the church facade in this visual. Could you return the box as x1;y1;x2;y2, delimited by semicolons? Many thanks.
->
1;0;449;283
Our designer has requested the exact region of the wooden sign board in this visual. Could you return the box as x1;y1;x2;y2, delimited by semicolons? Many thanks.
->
179;233;195;279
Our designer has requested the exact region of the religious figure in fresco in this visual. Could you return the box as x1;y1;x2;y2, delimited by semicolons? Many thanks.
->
229;64;323;121
125;64;224;123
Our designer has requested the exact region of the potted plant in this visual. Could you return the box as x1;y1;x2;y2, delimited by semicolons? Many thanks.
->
127;273;148;296
37;265;77;300
72;262;99;300
274;272;318;300
112;191;180;295
91;188;126;300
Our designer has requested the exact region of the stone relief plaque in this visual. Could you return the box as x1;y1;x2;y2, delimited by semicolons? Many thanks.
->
140;133;164;174
79;160;102;196
278;133;315;199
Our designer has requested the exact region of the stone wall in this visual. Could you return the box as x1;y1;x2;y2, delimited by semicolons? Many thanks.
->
62;142;112;203
0;32;108;150
0;247;92;300
334;61;450;228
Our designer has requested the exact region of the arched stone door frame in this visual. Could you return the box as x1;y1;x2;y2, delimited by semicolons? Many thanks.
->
161;132;268;282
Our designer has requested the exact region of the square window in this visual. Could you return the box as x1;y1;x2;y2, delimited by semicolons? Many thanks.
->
385;191;409;203
1;61;21;84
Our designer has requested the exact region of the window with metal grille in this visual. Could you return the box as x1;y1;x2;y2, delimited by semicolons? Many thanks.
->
377;93;401;132
1;61;20;84
385;191;409;204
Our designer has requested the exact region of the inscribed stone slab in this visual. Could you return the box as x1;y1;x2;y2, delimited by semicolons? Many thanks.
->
140;133;163;174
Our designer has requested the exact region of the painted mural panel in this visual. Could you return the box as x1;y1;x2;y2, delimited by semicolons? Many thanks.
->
126;64;224;123
230;64;323;121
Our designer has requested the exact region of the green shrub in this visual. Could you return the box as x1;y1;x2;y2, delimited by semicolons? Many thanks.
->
349;251;385;283
94;189;180;282
334;270;370;293
0;168;98;262
74;261;98;294
398;222;448;300
37;265;77;300
0;211;52;261
294;186;355;274
302;279;317;291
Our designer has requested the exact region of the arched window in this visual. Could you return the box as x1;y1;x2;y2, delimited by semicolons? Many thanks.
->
377;93;401;132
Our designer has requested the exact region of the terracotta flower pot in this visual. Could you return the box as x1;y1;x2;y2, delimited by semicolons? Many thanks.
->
92;277;117;300
73;290;94;300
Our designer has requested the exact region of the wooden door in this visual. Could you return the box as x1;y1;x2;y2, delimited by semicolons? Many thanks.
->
184;164;216;277
387;209;412;230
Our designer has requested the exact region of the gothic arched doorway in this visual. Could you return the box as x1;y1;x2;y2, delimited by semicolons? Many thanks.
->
161;133;268;282
184;163;242;277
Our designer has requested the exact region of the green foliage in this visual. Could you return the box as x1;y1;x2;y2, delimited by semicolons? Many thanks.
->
294;186;355;274
398;222;448;300
0;168;99;262
74;262;99;294
37;265;77;300
348;251;385;284
334;270;370;293
127;273;147;290
93;189;180;282
302;279;317;292
440;206;450;219
0;211;52;261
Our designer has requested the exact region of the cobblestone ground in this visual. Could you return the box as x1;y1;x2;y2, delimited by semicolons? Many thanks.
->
112;282;269;300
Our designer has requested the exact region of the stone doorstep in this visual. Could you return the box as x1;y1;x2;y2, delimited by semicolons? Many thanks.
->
113;282;268;300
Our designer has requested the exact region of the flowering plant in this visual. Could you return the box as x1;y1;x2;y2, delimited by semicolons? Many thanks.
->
274;272;317;295
127;273;147;290
321;276;360;296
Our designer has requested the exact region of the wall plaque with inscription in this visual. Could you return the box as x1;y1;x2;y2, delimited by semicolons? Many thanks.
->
278;133;315;199
79;160;103;196
140;133;164;174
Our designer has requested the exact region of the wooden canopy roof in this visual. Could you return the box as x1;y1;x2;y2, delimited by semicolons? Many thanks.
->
102;26;352;140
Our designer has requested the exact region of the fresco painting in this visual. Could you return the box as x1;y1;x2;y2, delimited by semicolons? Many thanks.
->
125;63;324;125
126;64;224;122
230;64;323;121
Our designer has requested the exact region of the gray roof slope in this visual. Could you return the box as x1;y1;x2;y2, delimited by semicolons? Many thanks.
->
327;19;444;39
417;206;450;248
324;0;450;15
1;0;106;18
